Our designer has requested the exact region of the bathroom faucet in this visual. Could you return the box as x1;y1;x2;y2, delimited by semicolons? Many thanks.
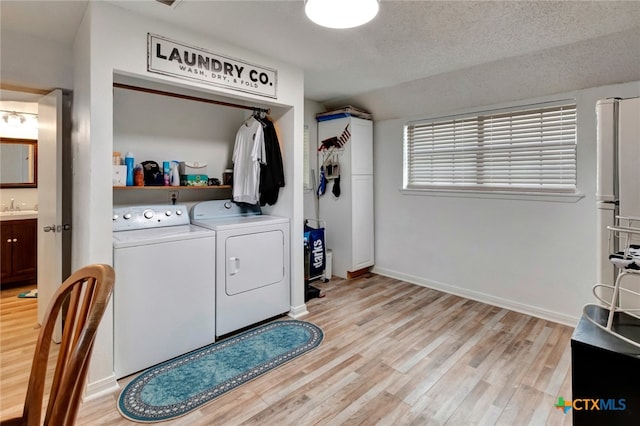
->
8;198;21;212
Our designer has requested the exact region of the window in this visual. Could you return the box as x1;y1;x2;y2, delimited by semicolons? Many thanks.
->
404;101;577;194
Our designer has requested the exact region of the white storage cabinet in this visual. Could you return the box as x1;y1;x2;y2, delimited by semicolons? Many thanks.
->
317;115;374;278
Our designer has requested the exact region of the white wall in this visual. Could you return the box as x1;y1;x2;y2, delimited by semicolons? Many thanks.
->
113;85;243;181
0;30;74;91
372;81;640;326
111;85;242;205
0;29;70;213
71;2;305;397
303;99;326;220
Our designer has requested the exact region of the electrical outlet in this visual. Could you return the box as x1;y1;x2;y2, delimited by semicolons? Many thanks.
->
169;191;179;203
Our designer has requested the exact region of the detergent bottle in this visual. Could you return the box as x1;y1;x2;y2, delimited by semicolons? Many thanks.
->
124;152;135;186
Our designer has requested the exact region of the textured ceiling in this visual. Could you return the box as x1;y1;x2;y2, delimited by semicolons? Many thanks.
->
2;1;640;119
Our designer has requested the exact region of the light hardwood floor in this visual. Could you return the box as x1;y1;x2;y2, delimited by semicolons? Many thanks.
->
1;274;574;425
0;283;61;420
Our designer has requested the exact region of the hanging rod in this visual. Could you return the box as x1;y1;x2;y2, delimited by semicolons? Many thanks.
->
113;83;270;115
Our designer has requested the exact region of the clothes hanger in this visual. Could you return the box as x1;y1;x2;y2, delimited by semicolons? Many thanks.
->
252;109;267;128
242;109;269;127
242;114;255;127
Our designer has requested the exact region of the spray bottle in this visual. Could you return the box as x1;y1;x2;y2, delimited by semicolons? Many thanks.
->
170;161;180;187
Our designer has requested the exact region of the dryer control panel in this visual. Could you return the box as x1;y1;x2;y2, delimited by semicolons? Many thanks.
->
191;200;262;221
113;204;189;231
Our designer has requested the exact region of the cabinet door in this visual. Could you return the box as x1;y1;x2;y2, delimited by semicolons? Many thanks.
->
351;174;374;271
351;118;373;175
11;220;37;279
1;222;13;281
319;117;373;175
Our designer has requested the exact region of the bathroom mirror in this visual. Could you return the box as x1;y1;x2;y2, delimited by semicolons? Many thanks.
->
0;137;38;188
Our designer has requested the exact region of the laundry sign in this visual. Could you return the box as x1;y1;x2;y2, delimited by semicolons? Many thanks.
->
148;34;278;98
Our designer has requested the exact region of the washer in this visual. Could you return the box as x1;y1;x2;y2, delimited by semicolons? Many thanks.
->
113;204;215;379
191;200;290;337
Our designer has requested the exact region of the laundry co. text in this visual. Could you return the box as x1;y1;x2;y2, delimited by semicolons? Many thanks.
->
147;34;277;98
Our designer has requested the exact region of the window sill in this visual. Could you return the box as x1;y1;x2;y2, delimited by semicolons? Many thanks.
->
400;187;585;203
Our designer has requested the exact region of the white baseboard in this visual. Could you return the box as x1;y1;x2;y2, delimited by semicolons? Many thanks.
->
371;266;579;327
84;374;119;402
288;303;309;319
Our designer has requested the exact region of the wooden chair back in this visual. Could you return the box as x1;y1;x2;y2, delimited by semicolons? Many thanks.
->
1;264;115;426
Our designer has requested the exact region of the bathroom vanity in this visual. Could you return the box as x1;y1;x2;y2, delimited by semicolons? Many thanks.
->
1;217;37;284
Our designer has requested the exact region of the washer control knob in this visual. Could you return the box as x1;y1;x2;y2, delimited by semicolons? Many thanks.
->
112;214;118;221
224;201;232;209
165;210;172;217
176;209;183;216
143;210;154;219
123;213;132;220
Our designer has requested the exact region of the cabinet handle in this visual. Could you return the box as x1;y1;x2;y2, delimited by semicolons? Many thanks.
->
43;225;56;232
12;238;17;242
6;239;11;243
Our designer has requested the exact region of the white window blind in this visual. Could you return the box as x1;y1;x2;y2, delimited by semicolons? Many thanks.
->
404;102;577;193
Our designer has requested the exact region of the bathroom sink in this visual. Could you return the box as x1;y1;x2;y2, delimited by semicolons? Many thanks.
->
0;210;38;221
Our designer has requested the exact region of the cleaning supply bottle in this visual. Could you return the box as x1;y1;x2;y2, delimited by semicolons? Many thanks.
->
163;161;171;186
124;152;135;186
134;164;144;186
170;161;180;186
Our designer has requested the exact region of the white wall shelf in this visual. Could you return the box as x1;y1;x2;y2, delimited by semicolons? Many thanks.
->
113;185;231;190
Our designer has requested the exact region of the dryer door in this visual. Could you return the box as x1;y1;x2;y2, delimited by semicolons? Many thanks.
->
225;229;285;295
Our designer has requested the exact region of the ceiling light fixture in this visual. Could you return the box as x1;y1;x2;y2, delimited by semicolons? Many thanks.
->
305;0;379;29
2;111;25;126
1;110;37;128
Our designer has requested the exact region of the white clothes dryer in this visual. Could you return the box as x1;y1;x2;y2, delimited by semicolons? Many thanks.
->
112;204;216;379
191;200;290;337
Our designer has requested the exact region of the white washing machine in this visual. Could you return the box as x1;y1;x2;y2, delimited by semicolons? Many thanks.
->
191;200;290;336
113;204;216;379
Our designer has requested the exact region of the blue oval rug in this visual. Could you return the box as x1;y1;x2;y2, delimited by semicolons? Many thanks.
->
117;320;323;423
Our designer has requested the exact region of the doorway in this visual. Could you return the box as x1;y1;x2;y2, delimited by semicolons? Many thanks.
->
0;87;41;300
0;86;72;342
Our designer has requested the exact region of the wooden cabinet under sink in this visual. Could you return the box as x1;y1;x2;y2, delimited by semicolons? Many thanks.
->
1;219;37;285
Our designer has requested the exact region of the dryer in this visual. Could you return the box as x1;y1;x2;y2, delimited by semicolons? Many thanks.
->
191;200;290;336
